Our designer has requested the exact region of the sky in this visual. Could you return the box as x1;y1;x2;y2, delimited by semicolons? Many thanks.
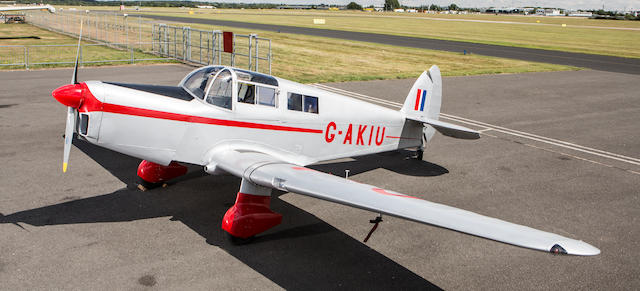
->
203;0;640;10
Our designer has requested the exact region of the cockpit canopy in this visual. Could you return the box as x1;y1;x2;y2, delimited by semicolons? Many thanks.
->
180;66;278;108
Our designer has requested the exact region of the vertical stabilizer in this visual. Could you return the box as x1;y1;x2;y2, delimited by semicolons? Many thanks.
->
401;66;479;140
401;65;442;121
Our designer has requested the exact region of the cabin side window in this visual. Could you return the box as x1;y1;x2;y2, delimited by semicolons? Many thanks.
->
257;87;276;107
237;83;255;104
287;93;318;114
238;82;277;107
304;96;319;113
287;93;303;111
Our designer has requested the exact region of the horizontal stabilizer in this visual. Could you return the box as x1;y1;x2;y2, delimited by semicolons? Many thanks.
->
409;116;480;139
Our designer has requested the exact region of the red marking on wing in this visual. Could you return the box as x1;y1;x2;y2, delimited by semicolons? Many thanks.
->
372;188;420;199
292;167;315;171
99;103;323;134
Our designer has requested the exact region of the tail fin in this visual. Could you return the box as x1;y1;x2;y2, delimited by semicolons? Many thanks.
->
401;65;442;121
402;65;480;140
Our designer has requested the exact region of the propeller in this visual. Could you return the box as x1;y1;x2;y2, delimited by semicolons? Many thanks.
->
62;18;83;173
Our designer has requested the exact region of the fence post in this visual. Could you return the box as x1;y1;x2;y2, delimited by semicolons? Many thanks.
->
24;46;28;70
186;27;189;61
255;35;259;73
182;27;189;61
138;15;142;50
151;24;155;53
268;39;271;75
163;25;168;56
114;12;118;44
248;34;253;71
131;47;134;64
105;13;108;43
231;34;235;67
124;14;129;49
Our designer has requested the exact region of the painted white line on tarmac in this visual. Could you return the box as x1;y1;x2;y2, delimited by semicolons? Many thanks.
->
312;83;640;168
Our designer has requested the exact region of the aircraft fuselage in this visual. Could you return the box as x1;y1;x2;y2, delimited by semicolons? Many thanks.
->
75;69;423;167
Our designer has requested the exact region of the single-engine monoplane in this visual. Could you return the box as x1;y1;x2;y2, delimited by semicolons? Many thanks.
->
51;33;599;255
0;4;55;13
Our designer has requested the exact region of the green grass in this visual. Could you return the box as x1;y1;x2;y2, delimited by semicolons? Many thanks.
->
0;19;578;84
0;23;173;69
119;8;640;59
184;22;578;83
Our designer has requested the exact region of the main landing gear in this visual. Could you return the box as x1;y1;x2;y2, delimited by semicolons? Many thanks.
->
222;179;282;244
136;160;188;191
135;161;282;244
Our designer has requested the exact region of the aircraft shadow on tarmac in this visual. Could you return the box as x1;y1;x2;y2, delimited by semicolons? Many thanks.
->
1;139;447;290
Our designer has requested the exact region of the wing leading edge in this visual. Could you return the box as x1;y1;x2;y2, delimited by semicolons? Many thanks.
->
209;150;599;256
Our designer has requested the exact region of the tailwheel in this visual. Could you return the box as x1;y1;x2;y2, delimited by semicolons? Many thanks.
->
414;148;424;160
227;233;255;245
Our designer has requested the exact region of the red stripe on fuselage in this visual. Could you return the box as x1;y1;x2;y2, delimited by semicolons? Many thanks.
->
99;103;323;134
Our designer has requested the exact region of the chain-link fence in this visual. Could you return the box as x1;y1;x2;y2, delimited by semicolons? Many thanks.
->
26;10;156;51
13;9;271;73
0;42;168;70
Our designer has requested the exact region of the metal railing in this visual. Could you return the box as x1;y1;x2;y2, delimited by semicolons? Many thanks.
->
152;24;271;73
0;42;170;69
19;10;272;73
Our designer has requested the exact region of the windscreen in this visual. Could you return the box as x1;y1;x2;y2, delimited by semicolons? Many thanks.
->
182;66;223;99
206;70;233;109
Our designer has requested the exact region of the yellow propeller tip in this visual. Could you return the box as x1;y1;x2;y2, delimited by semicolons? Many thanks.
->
63;163;68;173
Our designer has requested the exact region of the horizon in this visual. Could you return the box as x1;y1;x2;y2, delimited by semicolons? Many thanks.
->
90;0;638;12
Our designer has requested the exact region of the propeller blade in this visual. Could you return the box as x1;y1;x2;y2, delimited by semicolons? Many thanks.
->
71;17;84;84
62;106;75;172
63;17;84;172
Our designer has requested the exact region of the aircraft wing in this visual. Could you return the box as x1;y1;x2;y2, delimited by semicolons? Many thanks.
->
209;149;599;256
0;5;55;13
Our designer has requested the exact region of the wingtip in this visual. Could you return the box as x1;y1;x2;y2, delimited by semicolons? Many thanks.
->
63;163;68;173
551;240;600;256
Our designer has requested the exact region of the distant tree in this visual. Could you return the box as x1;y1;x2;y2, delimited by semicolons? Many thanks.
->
448;3;459;11
384;0;400;11
429;4;441;11
346;2;363;10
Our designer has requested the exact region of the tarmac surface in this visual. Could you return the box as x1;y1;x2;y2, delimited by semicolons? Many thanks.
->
132;13;640;75
1;64;639;290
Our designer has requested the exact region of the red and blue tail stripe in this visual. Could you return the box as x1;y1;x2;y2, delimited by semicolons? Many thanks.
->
414;89;427;111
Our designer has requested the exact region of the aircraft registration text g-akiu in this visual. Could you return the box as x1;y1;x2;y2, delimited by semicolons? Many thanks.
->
51;62;600;256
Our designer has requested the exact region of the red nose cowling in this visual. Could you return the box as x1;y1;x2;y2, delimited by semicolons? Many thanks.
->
52;83;84;108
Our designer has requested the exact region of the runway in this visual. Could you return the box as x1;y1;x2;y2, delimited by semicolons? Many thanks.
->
130;13;640;75
0;65;638;289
